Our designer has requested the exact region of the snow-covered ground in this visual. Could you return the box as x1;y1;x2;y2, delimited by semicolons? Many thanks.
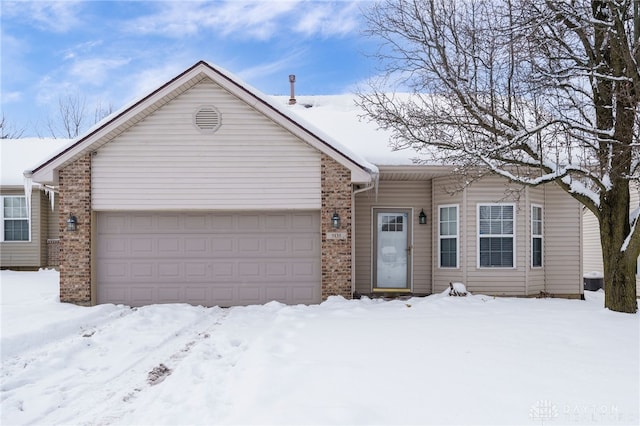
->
1;270;638;425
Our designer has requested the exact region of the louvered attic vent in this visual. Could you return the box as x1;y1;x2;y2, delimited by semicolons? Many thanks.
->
194;106;221;133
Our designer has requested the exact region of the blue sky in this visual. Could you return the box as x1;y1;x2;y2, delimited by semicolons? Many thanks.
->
2;1;380;137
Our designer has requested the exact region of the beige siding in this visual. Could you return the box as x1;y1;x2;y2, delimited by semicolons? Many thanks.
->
527;187;546;294
460;176;528;296
430;176;582;297
92;78;321;211
354;180;432;295
544;183;582;295
582;209;603;274
0;189;45;268
431;176;465;293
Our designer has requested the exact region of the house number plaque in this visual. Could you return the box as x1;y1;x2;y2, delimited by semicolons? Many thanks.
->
326;232;347;240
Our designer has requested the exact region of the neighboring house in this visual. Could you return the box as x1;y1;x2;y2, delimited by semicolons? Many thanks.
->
1;138;70;269
582;188;640;295
26;61;583;307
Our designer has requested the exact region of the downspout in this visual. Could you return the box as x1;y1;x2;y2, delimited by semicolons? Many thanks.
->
351;173;378;296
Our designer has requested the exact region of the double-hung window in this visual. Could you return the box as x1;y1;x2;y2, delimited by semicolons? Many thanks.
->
478;204;514;268
439;205;458;268
2;196;29;242
531;205;543;267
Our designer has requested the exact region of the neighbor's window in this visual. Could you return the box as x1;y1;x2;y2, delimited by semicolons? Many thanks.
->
439;205;458;268
531;205;543;267
478;204;514;268
2;196;29;242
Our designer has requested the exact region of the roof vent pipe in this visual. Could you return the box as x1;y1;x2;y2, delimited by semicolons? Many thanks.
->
288;74;297;105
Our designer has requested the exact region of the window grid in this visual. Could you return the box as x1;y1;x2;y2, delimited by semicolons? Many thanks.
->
531;205;543;268
439;205;458;268
381;215;404;232
2;196;29;242
478;204;514;268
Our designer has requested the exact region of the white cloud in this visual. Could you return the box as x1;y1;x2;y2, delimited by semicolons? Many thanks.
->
1;91;23;104
62;40;104;61
128;62;190;99
2;1;84;33
69;58;131;86
125;0;361;40
293;2;361;37
236;49;306;83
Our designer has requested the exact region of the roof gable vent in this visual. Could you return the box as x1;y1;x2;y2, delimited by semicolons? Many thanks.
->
194;106;221;133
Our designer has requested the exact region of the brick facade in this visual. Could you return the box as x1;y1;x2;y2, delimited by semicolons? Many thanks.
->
320;154;353;300
46;239;60;267
59;154;92;305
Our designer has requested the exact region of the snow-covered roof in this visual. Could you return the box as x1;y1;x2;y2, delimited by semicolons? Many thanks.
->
273;95;417;166
27;61;377;185
1;138;72;186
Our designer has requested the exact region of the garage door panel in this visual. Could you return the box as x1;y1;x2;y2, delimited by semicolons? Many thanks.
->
157;214;180;229
97;211;320;307
238;214;260;229
265;286;287;301
159;263;181;278
131;263;154;279
237;287;261;304
158;238;180;253
185;237;208;253
212;238;234;253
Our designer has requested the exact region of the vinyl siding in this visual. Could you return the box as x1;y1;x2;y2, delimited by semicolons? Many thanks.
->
354;180;432;294
527;187;546;295
582;209;602;274
92;78;321;211
431;176;465;292
544;183;582;295
0;189;45;268
460;176;527;296
431;177;582;296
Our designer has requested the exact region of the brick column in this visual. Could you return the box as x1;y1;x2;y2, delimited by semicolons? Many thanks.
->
320;154;352;300
59;154;92;305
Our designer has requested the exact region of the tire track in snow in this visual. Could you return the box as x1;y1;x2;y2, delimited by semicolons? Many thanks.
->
0;305;228;426
74;308;233;426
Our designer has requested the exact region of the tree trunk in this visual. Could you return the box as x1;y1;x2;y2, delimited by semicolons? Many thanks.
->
600;190;638;313
601;248;637;314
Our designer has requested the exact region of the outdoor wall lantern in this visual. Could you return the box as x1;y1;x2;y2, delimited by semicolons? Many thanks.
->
419;209;427;225
332;211;341;229
67;213;78;231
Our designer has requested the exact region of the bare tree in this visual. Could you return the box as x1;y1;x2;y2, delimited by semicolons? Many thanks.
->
93;100;113;124
47;93;114;139
0;113;25;139
359;0;639;312
48;92;87;139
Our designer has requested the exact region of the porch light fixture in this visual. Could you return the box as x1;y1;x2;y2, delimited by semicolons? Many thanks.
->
419;209;427;225
67;213;77;232
332;211;341;229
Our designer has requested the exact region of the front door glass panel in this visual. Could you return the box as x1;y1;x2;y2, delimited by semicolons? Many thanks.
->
375;211;409;289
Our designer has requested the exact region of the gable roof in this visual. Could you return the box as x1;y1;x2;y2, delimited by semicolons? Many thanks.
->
27;61;377;185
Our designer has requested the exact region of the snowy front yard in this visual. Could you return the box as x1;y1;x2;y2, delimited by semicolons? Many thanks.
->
1;270;638;425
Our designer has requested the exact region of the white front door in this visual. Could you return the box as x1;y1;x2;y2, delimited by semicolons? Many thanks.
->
373;209;411;290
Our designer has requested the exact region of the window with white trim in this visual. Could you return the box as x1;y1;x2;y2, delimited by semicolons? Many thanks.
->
2;196;29;242
478;204;514;268
531;205;543;267
439;205;458;268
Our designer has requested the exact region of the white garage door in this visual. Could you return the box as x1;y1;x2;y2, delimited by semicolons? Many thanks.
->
96;211;321;307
